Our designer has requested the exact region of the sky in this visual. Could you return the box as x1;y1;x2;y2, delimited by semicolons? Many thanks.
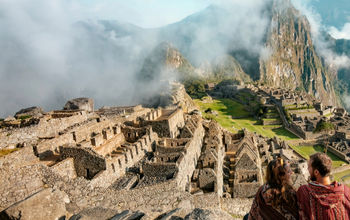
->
71;0;212;28
70;0;350;30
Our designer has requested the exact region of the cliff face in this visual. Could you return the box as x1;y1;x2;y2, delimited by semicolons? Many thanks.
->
139;42;195;82
140;42;251;84
260;0;338;106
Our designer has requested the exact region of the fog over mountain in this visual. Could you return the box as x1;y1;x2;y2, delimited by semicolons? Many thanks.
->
0;0;349;117
0;0;274;117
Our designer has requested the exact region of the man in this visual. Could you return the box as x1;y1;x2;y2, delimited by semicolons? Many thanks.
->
297;152;350;220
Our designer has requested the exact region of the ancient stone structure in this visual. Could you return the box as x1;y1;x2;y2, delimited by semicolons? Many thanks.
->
191;121;224;196
223;130;264;198
64;97;94;112
222;128;306;198
0;94;307;219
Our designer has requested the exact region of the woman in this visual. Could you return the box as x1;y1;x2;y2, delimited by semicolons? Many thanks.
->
246;158;298;220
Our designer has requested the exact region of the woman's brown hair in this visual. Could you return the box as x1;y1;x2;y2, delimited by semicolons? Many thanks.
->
265;158;297;208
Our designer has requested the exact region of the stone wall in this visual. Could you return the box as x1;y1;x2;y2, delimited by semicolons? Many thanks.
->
51;158;77;179
121;126;148;143
143;120;170;138
141;108;185;138
36;132;75;159
167;108;185;138
73;119;114;143
89;132;157;188
0;146;38;170
328;146;350;163
3;188;69;220
95;132;125;156
0;164;48;211
0;113;88;149
175;120;205;191
143;163;178;179
161;138;190;147
59;146;106;180
156;145;186;154
216;141;225;197
232;183;261;198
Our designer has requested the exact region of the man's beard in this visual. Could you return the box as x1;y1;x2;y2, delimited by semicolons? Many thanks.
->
310;173;317;182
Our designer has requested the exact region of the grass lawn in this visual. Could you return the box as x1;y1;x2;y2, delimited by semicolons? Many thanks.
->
333;169;350;182
265;113;279;117
290;145;347;168
194;98;299;141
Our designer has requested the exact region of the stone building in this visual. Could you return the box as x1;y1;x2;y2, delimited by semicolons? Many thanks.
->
191;121;224;196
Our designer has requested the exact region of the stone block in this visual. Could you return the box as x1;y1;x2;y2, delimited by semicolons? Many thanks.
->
4;189;69;220
91;133;104;147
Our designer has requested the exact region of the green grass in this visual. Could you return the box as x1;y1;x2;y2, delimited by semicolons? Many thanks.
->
18;115;32;120
290;145;346;168
333;169;350;182
265;113;279;117
324;113;333;117
0;148;19;157
195;98;299;141
263;118;281;122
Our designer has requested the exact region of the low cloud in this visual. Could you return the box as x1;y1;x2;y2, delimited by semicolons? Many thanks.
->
0;0;274;117
291;0;350;69
329;23;350;40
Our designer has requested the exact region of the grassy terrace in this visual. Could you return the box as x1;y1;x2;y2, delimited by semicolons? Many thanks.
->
195;97;350;184
290;145;346;168
194;98;299;141
333;169;350;182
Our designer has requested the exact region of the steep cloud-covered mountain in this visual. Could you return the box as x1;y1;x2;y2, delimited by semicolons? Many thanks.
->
138;42;252;84
1;0;345;116
50;0;345;108
138;42;195;82
260;0;338;106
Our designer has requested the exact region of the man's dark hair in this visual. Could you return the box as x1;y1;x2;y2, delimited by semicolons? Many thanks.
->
310;152;332;177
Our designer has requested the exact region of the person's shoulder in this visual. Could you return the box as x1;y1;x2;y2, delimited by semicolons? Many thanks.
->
297;184;310;195
343;184;350;194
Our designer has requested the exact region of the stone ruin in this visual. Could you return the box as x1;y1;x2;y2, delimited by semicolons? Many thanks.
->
243;84;350;162
0;95;308;219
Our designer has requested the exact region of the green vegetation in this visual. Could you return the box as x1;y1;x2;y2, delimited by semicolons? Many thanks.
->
184;78;206;99
285;105;314;111
195;98;298;140
265;112;279;117
333;169;350;182
18;115;32;120
290;145;346;168
283;108;292;122
0;148;19;157
215;79;241;87
313;121;335;133
324;113;333;117
0;118;4;122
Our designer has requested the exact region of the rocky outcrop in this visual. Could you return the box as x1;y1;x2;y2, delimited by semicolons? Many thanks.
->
139;42;195;82
64;98;94;112
14;106;44;119
260;0;338;106
141;82;197;113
